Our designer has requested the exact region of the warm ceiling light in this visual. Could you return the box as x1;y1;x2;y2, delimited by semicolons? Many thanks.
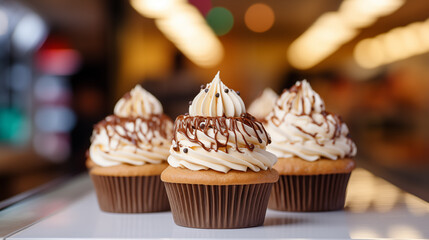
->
129;0;185;18
354;18;429;69
130;0;223;68
155;5;223;67
244;3;275;33
288;12;357;69
339;0;404;28
287;0;404;69
354;38;385;68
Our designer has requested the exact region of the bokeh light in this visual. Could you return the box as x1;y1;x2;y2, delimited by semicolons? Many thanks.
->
206;7;234;36
188;0;212;16
155;4;223;67
129;0;185;19
131;0;223;68
244;3;275;33
354;18;429;69
0;9;8;35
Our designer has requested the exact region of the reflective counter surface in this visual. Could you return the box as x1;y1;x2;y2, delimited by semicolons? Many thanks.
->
1;168;428;239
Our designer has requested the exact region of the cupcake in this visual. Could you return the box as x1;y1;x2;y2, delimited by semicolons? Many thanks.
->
88;85;173;213
265;80;357;212
161;71;278;229
248;88;278;121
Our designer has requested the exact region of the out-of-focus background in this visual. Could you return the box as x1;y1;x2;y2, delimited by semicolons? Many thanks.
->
0;0;428;202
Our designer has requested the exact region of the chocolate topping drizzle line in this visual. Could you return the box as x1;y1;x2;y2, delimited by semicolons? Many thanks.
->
93;114;172;152
268;83;349;149
173;113;270;154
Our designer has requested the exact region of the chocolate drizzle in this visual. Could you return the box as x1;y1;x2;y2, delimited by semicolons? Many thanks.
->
289;107;345;147
93;114;173;151
268;82;354;155
172;113;270;154
270;109;347;147
294;125;317;138
272;83;320;123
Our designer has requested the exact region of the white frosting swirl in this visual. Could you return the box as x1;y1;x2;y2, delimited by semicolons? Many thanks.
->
265;80;357;161
169;72;276;173
114;85;163;118
90;85;172;167
248;88;278;120
189;71;246;117
90;116;173;167
168;117;277;173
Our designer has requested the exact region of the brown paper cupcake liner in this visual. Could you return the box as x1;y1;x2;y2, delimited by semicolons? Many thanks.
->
164;183;273;229
268;173;351;212
90;174;170;213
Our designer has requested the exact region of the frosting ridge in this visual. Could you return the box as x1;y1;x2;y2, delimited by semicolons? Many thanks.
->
114;85;163;118
189;71;246;117
90;115;173;167
168;114;276;173
90;85;173;167
169;71;277;173
265;80;356;161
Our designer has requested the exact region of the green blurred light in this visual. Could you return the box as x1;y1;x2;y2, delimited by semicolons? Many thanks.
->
206;7;234;36
0;108;29;144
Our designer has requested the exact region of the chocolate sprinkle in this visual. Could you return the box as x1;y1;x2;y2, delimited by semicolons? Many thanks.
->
200;85;205;89
215;93;220;98
236;91;240;95
224;89;229;93
205;89;209;93
183;148;188;153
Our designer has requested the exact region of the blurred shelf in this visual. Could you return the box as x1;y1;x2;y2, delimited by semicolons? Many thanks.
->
1;168;428;239
0;147;47;175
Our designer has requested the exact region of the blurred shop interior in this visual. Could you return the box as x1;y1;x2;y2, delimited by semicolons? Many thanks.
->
0;0;428;202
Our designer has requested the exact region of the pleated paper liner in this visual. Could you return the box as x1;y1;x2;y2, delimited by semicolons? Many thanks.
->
164;183;273;229
268;173;351;212
90;174;170;213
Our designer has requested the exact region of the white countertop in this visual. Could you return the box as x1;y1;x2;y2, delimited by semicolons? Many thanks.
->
2;168;429;239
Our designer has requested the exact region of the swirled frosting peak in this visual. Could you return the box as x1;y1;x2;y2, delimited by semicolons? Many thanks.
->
189;71;246;117
169;72;277;173
265;80;356;161
248;88;279;120
114;84;163;118
284;80;325;115
89;85;173;167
